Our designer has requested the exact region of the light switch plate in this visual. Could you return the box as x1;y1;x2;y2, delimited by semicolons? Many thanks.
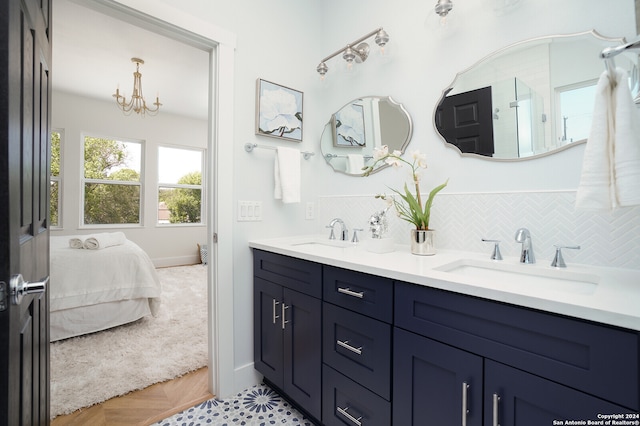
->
238;201;262;221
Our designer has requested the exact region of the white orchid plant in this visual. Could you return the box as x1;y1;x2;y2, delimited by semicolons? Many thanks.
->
362;145;448;231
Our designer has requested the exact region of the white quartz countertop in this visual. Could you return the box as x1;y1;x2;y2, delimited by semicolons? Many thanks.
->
249;235;640;332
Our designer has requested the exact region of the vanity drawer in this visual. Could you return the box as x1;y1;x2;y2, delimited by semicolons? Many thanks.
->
323;266;393;323
323;303;392;400
395;281;640;410
253;249;322;298
322;365;391;426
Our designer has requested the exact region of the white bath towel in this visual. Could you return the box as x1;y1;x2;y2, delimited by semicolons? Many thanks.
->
576;68;640;210
68;237;84;249
346;154;365;174
612;68;640;207
83;232;127;250
274;147;301;204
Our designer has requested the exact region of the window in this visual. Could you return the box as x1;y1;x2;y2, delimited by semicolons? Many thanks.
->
557;81;597;144
50;130;62;227
82;135;142;225
158;146;203;225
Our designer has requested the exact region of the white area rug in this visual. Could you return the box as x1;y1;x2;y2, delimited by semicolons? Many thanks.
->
50;264;208;418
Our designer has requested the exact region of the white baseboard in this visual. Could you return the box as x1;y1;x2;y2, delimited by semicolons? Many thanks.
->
233;362;261;395
152;255;201;268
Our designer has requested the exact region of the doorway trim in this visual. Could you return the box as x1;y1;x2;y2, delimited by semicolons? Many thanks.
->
82;0;237;398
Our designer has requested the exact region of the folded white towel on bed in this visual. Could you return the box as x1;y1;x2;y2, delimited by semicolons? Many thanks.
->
68;238;84;249
83;232;127;250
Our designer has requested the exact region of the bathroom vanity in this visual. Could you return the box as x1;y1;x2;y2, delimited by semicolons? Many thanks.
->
250;236;640;425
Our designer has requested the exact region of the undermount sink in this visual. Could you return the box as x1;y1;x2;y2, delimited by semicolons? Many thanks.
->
290;239;354;249
434;258;599;295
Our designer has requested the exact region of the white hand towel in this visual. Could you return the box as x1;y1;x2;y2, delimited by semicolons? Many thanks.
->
576;70;617;210
346;154;365;174
612;68;640;207
274;147;301;204
576;68;640;210
83;232;127;250
68;237;84;249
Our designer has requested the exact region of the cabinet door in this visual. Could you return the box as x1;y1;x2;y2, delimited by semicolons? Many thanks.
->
254;277;284;389
283;288;322;420
485;360;636;426
393;329;483;426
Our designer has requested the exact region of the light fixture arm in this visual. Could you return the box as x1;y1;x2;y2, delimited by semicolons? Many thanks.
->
318;27;386;64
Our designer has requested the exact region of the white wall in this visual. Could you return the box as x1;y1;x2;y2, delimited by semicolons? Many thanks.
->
133;0;638;391
51;90;208;267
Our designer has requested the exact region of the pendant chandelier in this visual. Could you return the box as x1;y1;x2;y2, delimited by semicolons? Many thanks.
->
113;58;162;116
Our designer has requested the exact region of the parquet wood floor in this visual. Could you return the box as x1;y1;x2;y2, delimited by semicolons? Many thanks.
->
51;367;212;426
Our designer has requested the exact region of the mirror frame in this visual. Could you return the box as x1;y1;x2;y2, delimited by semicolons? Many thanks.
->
321;95;413;175
433;30;626;162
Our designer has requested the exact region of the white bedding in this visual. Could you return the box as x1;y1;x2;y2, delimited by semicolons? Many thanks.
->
50;236;161;340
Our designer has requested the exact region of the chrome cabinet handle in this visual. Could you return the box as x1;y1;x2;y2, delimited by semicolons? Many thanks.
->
336;339;362;355
10;274;48;305
493;393;500;426
337;287;364;299
281;304;289;330
272;299;280;324
462;382;469;426
337;406;362;426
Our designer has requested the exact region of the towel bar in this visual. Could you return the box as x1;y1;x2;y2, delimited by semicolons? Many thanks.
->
244;143;314;160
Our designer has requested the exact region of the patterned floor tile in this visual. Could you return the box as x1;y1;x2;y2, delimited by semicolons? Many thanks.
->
156;384;315;426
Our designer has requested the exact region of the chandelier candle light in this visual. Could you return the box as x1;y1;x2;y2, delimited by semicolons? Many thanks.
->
113;58;162;116
363;146;448;255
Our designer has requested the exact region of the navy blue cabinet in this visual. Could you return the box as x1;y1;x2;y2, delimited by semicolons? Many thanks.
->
393;328;483;426
484;360;636;425
253;250;322;421
394;281;640;425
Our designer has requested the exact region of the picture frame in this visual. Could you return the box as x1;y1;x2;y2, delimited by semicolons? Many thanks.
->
332;102;366;147
255;79;303;142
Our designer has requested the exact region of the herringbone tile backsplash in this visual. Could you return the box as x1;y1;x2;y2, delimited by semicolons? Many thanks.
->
317;191;640;270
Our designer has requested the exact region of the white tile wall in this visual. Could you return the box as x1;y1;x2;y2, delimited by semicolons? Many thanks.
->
318;191;640;270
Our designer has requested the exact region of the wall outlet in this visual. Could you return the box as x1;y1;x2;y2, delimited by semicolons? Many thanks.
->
305;201;315;220
238;201;262;221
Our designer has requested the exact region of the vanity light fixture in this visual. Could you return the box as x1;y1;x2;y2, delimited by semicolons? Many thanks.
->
434;0;454;26
316;27;390;80
113;58;162;116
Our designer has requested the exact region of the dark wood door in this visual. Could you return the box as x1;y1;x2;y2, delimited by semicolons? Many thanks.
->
393;328;483;426
435;86;495;157
0;0;52;424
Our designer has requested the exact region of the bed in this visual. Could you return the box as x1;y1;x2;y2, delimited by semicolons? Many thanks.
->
49;234;162;341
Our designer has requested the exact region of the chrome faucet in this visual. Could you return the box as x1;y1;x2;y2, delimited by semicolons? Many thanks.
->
515;228;535;264
326;218;349;241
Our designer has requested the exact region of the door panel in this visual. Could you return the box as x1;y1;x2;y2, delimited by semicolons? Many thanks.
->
1;0;52;424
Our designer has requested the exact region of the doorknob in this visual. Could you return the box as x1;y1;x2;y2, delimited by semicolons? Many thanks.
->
10;274;48;305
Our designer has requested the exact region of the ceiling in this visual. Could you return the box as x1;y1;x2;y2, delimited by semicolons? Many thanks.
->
52;0;210;120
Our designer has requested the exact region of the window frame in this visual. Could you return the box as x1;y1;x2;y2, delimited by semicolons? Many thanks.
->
157;144;205;227
80;133;145;228
50;128;63;229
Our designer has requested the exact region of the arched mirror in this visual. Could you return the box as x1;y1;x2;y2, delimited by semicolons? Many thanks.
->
434;30;636;160
321;96;412;175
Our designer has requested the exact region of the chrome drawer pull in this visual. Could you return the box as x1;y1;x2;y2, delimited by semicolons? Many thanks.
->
462;382;469;426
336;339;362;355
337;287;364;299
493;393;500;426
337;406;362;426
281;304;289;330
272;299;280;324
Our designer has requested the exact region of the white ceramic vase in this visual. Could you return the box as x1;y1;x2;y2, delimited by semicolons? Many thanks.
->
410;229;436;255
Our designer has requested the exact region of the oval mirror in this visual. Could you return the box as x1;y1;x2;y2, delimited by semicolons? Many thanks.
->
434;30;636;160
321;96;412;175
